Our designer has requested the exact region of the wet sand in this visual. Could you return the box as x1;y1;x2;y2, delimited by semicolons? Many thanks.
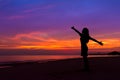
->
0;56;120;80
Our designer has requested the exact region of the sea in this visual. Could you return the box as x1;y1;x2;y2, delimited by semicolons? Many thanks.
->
0;55;119;68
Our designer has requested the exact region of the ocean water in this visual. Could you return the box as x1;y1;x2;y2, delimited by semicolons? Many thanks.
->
0;55;119;68
0;55;80;63
0;55;119;63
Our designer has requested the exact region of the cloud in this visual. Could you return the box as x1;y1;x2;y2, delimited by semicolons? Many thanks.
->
93;32;120;39
0;32;78;49
5;3;57;20
0;31;120;50
0;32;57;49
88;38;120;49
24;4;56;13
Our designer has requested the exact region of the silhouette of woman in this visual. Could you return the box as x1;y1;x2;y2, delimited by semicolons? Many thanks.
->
71;26;103;70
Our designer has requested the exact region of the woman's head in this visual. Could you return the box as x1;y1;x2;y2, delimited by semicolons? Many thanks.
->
82;28;89;35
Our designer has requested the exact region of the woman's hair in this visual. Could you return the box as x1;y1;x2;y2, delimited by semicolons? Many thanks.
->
82;28;89;35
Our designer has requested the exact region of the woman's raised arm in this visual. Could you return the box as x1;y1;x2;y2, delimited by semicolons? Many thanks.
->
89;37;103;45
71;26;82;36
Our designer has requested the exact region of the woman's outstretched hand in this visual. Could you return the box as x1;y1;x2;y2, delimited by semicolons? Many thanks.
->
98;41;103;46
71;26;75;29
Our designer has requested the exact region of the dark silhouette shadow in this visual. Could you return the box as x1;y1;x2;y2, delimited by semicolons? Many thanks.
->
108;51;120;55
71;26;103;71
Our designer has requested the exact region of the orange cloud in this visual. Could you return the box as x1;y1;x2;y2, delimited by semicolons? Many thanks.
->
0;32;120;50
88;38;120;49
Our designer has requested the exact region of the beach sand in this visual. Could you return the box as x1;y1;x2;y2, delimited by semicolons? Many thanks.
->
0;56;120;80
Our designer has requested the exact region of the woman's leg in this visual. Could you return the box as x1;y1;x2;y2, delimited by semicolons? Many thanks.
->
83;56;89;70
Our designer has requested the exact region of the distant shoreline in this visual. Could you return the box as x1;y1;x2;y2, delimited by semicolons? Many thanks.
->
0;48;119;55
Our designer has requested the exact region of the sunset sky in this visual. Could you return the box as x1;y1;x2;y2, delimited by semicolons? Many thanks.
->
0;0;120;52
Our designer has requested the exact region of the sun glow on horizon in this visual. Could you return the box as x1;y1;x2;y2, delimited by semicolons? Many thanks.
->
0;32;119;51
